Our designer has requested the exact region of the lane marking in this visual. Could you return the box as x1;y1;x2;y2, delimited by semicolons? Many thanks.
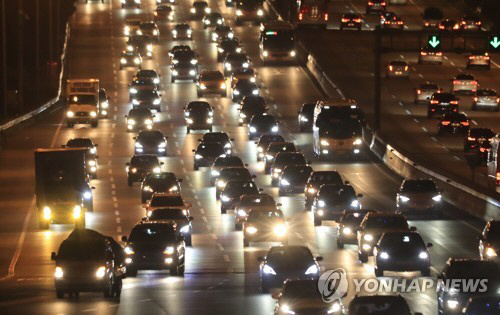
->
223;254;230;262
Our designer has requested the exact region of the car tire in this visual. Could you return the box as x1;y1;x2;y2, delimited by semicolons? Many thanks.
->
128;178;133;187
187;127;190;134
243;238;249;247
339;26;343;30
197;92;202;97
260;282;269;293
222;92;227;97
359;252;368;263
427;111;432;118
185;235;192;247
103;278;113;298
91;121;98;128
171;78;175;83
278;190;286;197
113;277;122;298
374;267;383;277
67;122;74;128
56;290;65;299
221;206;227;214
313;217;321;226
194;164;198;171
235;223;242;231
39;219;49;230
336;238;344;249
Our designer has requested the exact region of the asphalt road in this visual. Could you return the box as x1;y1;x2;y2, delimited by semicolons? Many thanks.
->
0;0;489;314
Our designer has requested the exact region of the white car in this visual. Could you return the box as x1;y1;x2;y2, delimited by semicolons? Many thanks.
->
466;52;490;70
414;83;440;104
452;73;478;95
473;89;499;111
418;47;443;64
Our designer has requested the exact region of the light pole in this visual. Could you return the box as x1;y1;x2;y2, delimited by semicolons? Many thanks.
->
2;0;7;119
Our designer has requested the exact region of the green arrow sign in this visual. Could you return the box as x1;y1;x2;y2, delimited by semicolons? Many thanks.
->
428;35;440;48
490;36;500;49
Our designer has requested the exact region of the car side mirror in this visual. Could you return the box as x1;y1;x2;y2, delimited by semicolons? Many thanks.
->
94;144;99;147
254;142;258;145
357;193;363;198
160;162;165;165
316;256;324;261
197;139;202;142
252;175;256;178
121;236;128;242
178;179;183;183
344;180;350;185
153;115;156;118
51;252;57;261
277;203;282;207
258;188;264;192
410;226;417;232
126;162;130;166
427;242;433;248
230;138;235;141
91;186;96;190
271;292;281;299
307;160;312;164
186;202;192;208
133;136;137;140
415;313;423;315
257;256;264;262
125;115;128;118
61;144;66;148
95;155;99;159
189;216;194;221
192;149;196;152
244;164;249;167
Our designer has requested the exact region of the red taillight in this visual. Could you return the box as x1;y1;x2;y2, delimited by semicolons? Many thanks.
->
450;101;458;105
324;13;328;21
381;2;386;5
298;13;303;20
430;100;438;104
389;65;393;71
368;1;374;5
453;80;459;85
496;98;500;103
453;25;459;29
404;66;409;71
474;97;478;102
436;52;442;56
453;108;458;112
398;21;403;25
354;18;362;22
496;172;500;181
468;137;476;141
480;147;489;152
341;18;349;23
441;121;450;125
439;25;444;29
476;21;481;25
461;121;469;126
417;89;421;94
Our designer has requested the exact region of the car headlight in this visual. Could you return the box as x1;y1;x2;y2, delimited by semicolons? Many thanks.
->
271;126;278;132
211;170;220;176
217;181;226;188
120;58;126;64
189;70;196;76
172;70;178;76
134;58;140;64
327;303;341;314
217;19;222;24
228;32;234;39
131;99;140;105
190;8;195;13
300;115;308;122
353;138;362;145
257;9;264;16
73;205;82;219
101;101;109;109
95;266;106;278
218;47;224;53
265;155;274;161
186;118;193;124
207;118;213;124
221;195;230;202
191;59;198;65
143;185;152;192
486;247;497;257
399;195;410;202
129;87;138;94
127;45;134;51
224;143;231;149
204;19;210;25
246;226;258;234
249;126;256;133
274;224;287;236
136;30;142;35
153;167;161;173
343;227;352;235
252;89;259;95
364;234;373;241
317;209;324;216
147;44;153;52
350;200;359;208
304;264;319;275
163;246;175;255
280;179;290;186
90;111;97;117
128;119;136;125
199;83;207;90
318;200;325;208
83;191;92;199
153;30;158;35
153;98;161;105
236;9;242;16
242;62;249;68
89;147;97;154
224;63;231;70
280;305;295;315
321;140;329;146
237;209;247;217
220;83;226;89
66;111;74;118
134;0;140;3
233;90;240;95
158;142;167;148
172;59;178;64
135;142;143;148
262;264;276;275
446;300;459;309
432;195;442;202
54;267;64;279
130;167;137;173
195;154;203;160
145;118;153;125
124;246;135;255
187;30;192;35
236;47;242;53
307;187;316;194
180;225;190;233
263;50;269;57
419;251;429;259
289;50;296;57
169;185;178;192
379;252;389;259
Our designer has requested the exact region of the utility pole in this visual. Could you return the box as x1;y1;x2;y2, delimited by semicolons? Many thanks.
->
2;0;7;119
18;0;24;113
35;0;40;100
56;0;60;57
48;0;53;90
374;25;382;131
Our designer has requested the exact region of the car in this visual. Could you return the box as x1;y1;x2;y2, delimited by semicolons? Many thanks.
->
414;83;441;104
464;128;495;153
264;141;296;174
154;5;174;22
197;70;227;97
478;220;500;261
171;49;198;67
156;0;175;4
274;279;345;315
336;209;377;249
357;212;413;262
436;259;500;315
211;25;234;43
51;231;125;299
428;92;459;118
386;60;409;79
169;45;192;58
200;132;234;152
230;68;256;85
190;1;210;18
224;52;250;76
119;50;142;70
473;89;499;111
452;73;478;95
298;103;315;132
134;69;160;88
380;12;404;29
278;165;313;196
141;172;181;203
437;113;469;135
396;179;442;214
466;52;490;70
183;101;214;133
312;184;362;225
134;130;168;156
98;88;109;117
129;79;157;100
348;295;420;315
203;12;224;29
220;180;259;213
232;79;259;102
373;231;432;277
122;221;186;277
217;38;242;62
192;142;226;170
460;15;482;31
215;167;254;199
138;21;159;42
462;296;500;315
258;246;322;293
126;35;154;59
124;18;141;36
171;63;197;83
304;171;344;209
234;194;278;230
64;138;98;179
439;19;460;30
210;156;244;185
126;108;154;131
255;134;285;161
126;155;163;186
144;208;193;246
418;45;443;64
238;96;267;126
145;193;191;215
121;0;141;9
172;23;192;40
131;89;162;112
340;13;362;30
271;152;308;186
248;114;278;140
243;209;287;247
366;0;386;14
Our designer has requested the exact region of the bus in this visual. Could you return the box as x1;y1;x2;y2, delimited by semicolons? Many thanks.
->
487;135;500;187
295;0;329;28
259;22;296;63
312;99;360;127
313;114;363;159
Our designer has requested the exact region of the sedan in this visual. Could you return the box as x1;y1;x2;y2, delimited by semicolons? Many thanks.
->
134;130;168;156
336;209;377;249
192;142;226;170
437;113;469;135
224;52;250;76
190;1;210;19
452;73;478;95
232;79;259;102
298;102;315;132
234;194;278;230
145;208;193;246
119;51;142;70
386;60;409;79
396;179;442;214
264;141;296;174
210;156;245;185
278;165;313;196
141;172;181;203
126;35;154;59
271;152;308;186
154;5;175;22
248;114;278;139
428;93;458;118
215;167;254;199
131;89;162;111
138;21;159;42
126;155;163;186
418;46;443;64
466;52;490;69
243;209;287;247
217;38;242;62
414;83;440;104
220;180;260;213
184;101;214;133
239;96;267;125
312;184;362;225
439;19;460;30
380;12;404;29
197;70;226;97
464;128;495;153
473;89;499;111
211;25;234;42
200;132;234;153
340;13;362;30
172;23;193;40
203;12;224;29
126;108;154;131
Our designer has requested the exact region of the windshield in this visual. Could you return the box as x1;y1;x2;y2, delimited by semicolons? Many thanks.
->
149;209;187;220
137;70;157;78
252;116;275;125
201;72;223;81
237;0;261;9
283;280;322;299
267;247;313;268
129;109;151;117
402;180;438;193
342;212;368;225
456;74;474;80
276;154;306;165
69;95;97;105
131;156;158;167
136;90;158;98
380;233;425;249
220;168;250;179
349;297;411;315
318;119;362;138
138;131;164;141
262;30;294;49
241;196;275;206
57;240;106;260
259;135;285;147
421;84;438;90
203;133;229;143
129;224;176;242
319;186;356;203
477;89;497;96
311;172;342;184
66;139;93;147
145;173;175;183
269;143;295;152
366;216;408;230
151;196;184;207
247;210;283;221
215;157;243;167
197;144;225;156
140;23;156;30
188;102;211;111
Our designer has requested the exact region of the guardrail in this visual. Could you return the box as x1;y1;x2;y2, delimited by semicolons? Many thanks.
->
0;22;70;134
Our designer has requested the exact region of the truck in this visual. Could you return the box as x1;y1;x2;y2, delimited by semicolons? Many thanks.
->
65;79;100;128
35;148;94;229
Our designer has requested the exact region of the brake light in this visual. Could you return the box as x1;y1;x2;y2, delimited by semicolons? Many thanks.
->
425;22;430;26
299;13;303;20
441;121;450;125
430;100;438;104
398;21;403;25
485;56;490;60
439;25;444;29
341;18;349;22
480;147;488;152
461;121;469;126
497;98;500;103
324;13;328;21
381;2;386;5
368;1;374;5
417;89;421;94
453;80;459;85
474;97;478;102
453;25;459;29
421;52;427;55
389;65;393;71
450;101;458;105
436;52;442;56
496;172;500;182
468;137;476;141
404;66;409;71
476;21;481;25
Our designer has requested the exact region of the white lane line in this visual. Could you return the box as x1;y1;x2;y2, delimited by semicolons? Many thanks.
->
116;217;121;224
398;101;404;107
413;118;419;123
391;94;397;99
112;197;118;203
182;167;187;173
180;159;184;165
110;177;114;182
453;155;461;161
295;232;304;239
113;203;118;208
404;109;411;115
210;233;218;240
203;216;208;223
442;145;450;152
217;243;224;251
491;60;500;69
200;208;205;214
450;61;455;66
431;137;438;142
421;126;428;133
111;184;116;189
418;73;424;78
223;255;230;262
400;54;405;59
471;120;478;126
117;226;122;233
115;210;119;216
108;169;113;175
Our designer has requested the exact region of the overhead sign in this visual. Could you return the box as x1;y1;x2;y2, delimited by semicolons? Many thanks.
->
489;35;500;51
427;35;440;49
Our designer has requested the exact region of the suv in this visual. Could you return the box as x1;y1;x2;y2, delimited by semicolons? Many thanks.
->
243;209;287;247
312;184;362;225
336;210;377;249
126;155;163;186
396;179;442;214
305;171;344;209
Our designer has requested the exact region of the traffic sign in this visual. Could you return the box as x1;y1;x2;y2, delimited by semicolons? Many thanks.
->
427;35;441;49
489;35;500;51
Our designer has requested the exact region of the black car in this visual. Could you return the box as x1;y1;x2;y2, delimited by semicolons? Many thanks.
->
146;193;191;214
217;38;242;62
190;1;210;19
243;209;287;247
134;130;168;156
439;19;460;30
312;184;362;225
141;172;181;203
129;79;157;100
126;155;163;186
305;171;344;208
460;14;482;31
171;49;198;66
131;89;162;112
145;208;193;246
154;4;174;22
98;88;109;117
462;296;500;315
336;209;377;249
197;70;227;97
380;11;404;29
340;13;362;30
172;23;193;40
239;96;268;126
224;52;250;76
51;231;125;299
438;113;470;135
134;69;160;89
275;279;346;315
215;167;254;198
138;21;159;42
234;193;278;230
171;63;197;83
348;295;419;315
220;180;259;213
122;221;186;276
478;220;500;261
212;25;234;43
278;165;313;196
428;93;459;118
271;152;308;186
200;132;234;153
126;108;155;132
210;156;245;185
465;128;495;154
127;35;154;59
121;0;141;9
183;101;214;133
437;259;500;315
248;114;278;139
258;246;322;293
169;45;192;58
119;50;142;70
373;231;432;277
64;138;98;179
203;12;224;29
192;142;226;170
366;0;386;14
264;141;296;174
255;134;285;161
396;179;443;214
232;79;259;102
298;103;315;132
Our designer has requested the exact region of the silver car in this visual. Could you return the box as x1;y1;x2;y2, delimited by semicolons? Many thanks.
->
414;83;440;104
466;52;490;70
418;47;443;64
452;73;478;95
473;89;499;111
